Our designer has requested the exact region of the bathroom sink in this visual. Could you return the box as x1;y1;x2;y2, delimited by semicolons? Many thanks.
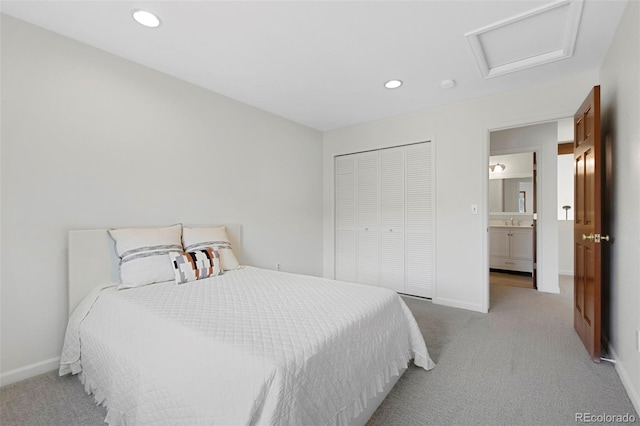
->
489;220;534;227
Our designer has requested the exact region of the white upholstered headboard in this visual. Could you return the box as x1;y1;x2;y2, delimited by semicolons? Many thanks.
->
68;224;242;315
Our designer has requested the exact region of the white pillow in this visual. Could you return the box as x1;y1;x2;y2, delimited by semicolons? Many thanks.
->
182;226;240;271
108;224;183;288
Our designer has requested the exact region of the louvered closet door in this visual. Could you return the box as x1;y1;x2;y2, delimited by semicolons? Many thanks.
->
379;147;405;292
405;143;434;298
335;156;357;282
356;151;380;286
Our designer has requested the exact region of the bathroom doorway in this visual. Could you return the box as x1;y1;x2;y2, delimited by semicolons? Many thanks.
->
488;120;561;295
488;151;536;290
485;119;572;313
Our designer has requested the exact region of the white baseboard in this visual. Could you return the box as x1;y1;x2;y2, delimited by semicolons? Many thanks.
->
558;270;574;276
434;297;484;313
604;339;640;416
0;357;60;387
537;285;560;294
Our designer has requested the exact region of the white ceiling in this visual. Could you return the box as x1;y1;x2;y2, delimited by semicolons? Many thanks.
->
1;0;628;131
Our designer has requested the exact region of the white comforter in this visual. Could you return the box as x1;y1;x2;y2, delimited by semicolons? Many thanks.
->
60;266;434;425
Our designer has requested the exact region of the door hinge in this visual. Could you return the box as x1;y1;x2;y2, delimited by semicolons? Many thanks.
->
532;164;537;171
533;262;537;268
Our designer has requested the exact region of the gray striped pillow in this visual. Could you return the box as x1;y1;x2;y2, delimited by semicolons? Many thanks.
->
108;224;183;288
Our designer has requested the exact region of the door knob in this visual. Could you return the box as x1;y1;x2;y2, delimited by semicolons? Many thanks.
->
600;234;610;242
582;233;595;241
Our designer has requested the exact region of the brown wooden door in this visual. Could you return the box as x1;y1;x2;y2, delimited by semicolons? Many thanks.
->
574;85;603;362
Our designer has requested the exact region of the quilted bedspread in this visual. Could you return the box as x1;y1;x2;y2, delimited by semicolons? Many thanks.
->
60;266;434;425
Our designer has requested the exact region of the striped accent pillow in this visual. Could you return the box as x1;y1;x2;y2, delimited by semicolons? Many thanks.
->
170;248;222;284
108;224;183;288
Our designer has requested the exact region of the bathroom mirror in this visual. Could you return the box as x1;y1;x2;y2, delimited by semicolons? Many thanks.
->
489;177;533;214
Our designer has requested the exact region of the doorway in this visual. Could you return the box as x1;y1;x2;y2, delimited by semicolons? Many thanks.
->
556;118;575;300
488;150;536;289
487;121;561;305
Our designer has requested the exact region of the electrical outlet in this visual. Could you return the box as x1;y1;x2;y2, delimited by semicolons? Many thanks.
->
276;263;281;271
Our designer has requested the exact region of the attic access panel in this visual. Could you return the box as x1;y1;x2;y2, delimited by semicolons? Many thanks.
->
466;0;584;79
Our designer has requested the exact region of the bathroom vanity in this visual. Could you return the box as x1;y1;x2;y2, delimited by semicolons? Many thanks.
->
489;223;533;273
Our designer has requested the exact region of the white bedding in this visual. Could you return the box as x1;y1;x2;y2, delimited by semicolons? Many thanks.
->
60;266;434;425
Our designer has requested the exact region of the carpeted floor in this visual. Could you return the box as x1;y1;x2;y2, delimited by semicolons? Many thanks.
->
1;281;637;426
368;281;638;425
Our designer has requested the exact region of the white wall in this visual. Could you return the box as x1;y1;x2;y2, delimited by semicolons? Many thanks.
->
490;122;559;293
557;221;573;276
556;119;574;276
0;15;323;383
599;0;640;413
557;154;575;220
557;117;574;142
323;71;598;313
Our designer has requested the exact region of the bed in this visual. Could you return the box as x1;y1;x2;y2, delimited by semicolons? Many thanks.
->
60;225;434;425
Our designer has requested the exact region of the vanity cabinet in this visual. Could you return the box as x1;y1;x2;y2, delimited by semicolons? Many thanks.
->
489;227;533;273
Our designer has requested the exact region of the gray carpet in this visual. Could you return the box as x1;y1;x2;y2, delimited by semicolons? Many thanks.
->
368;282;638;425
1;282;637;426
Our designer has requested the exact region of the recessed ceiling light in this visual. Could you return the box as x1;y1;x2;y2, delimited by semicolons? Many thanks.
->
132;10;162;28
384;80;403;89
440;79;456;89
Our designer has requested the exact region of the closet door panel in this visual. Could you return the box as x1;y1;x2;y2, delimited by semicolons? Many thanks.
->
335;231;357;282
405;143;434;297
405;143;433;230
356;152;379;228
335;156;357;281
380;147;405;228
356;151;379;286
357;227;379;286
379;229;405;292
405;232;434;297
379;147;405;291
335;171;356;229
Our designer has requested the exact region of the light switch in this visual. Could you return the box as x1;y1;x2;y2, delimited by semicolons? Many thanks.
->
471;204;478;215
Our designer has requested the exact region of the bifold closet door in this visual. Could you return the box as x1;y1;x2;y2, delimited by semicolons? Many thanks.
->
335;156;357;282
335;142;434;298
405;143;434;298
379;147;405;292
356;151;379;286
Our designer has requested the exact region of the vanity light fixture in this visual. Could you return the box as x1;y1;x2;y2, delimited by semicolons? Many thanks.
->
489;163;506;173
132;9;162;28
384;80;403;89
